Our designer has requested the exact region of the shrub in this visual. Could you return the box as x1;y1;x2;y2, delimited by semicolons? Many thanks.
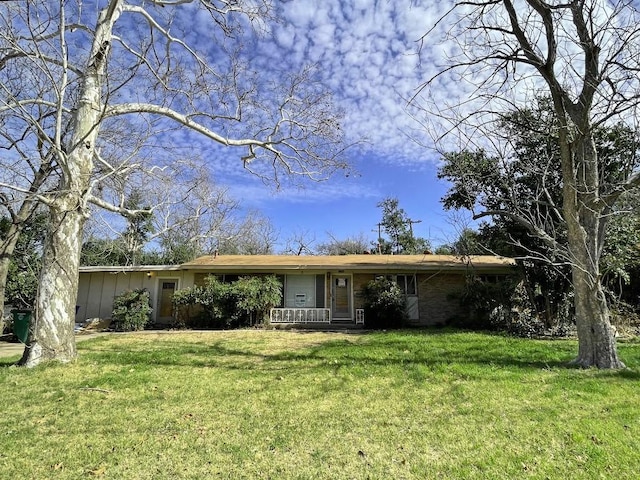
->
174;277;235;329
234;275;283;326
111;289;152;332
454;275;572;337
171;275;283;329
362;277;407;329
609;298;640;337
454;276;514;330
171;287;202;329
200;277;237;328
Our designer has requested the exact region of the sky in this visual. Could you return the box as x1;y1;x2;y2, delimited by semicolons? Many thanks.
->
8;1;637;255
191;1;470;251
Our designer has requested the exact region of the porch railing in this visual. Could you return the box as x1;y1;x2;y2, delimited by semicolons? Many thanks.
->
270;308;331;324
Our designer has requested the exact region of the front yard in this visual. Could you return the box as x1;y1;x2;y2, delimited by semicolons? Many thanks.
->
1;329;639;479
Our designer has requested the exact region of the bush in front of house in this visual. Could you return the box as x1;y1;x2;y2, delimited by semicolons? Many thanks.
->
362;277;407;329
171;277;234;329
172;275;283;329
233;275;282;326
453;276;513;330
453;275;570;338
197;276;237;328
111;289;153;332
171;287;202;329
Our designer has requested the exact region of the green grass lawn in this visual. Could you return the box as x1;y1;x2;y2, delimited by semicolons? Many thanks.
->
1;329;639;479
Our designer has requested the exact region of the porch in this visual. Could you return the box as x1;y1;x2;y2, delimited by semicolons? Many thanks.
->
270;308;365;326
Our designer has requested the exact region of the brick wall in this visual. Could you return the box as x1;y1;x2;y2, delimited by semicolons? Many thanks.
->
353;273;375;310
416;273;467;326
352;272;467;327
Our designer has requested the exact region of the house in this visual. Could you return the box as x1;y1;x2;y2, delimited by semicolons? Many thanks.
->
76;254;516;327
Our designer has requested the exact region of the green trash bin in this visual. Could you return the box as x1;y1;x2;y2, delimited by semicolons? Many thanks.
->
12;310;32;343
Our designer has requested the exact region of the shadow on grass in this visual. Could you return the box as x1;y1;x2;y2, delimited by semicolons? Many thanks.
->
302;331;574;372
76;328;610;374
6;329;638;379
610;368;640;379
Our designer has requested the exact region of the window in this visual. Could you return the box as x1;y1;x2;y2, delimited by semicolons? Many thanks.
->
284;275;316;308
396;274;417;295
375;274;417;295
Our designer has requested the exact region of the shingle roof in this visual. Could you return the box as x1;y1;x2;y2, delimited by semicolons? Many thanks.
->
180;254;516;272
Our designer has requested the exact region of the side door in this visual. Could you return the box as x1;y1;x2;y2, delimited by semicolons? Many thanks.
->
156;279;179;325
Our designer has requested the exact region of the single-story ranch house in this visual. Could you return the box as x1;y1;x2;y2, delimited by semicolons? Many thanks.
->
77;254;516;327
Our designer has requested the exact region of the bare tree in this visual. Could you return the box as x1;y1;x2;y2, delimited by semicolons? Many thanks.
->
80;162;219;265
144;165;240;262
1;1;347;367
416;1;640;368
84;166;279;263
282;228;316;255
217;210;279;255
0;162;56;318
0;10;64;318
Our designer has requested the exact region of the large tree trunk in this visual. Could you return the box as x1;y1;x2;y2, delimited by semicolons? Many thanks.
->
563;133;624;369
0;257;11;334
571;266;623;368
567;194;623;368
17;0;122;367
18;198;85;366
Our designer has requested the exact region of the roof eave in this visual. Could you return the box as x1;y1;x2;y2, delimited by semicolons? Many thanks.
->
78;265;183;273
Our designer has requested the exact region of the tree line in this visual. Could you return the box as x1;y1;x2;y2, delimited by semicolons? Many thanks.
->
2;192;430;312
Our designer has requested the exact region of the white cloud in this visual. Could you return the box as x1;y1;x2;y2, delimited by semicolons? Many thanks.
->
285;1;317;29
116;1;453;207
224;173;380;209
253;0;447;166
273;26;295;49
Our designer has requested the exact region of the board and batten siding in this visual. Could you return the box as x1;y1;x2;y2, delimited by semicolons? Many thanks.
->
76;271;187;323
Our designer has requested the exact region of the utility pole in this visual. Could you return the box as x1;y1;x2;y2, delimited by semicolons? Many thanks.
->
407;219;422;237
375;218;423;254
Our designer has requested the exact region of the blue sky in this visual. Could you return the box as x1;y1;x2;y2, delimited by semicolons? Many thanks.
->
230;154;459;250
91;0;635;253
195;1;468;250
